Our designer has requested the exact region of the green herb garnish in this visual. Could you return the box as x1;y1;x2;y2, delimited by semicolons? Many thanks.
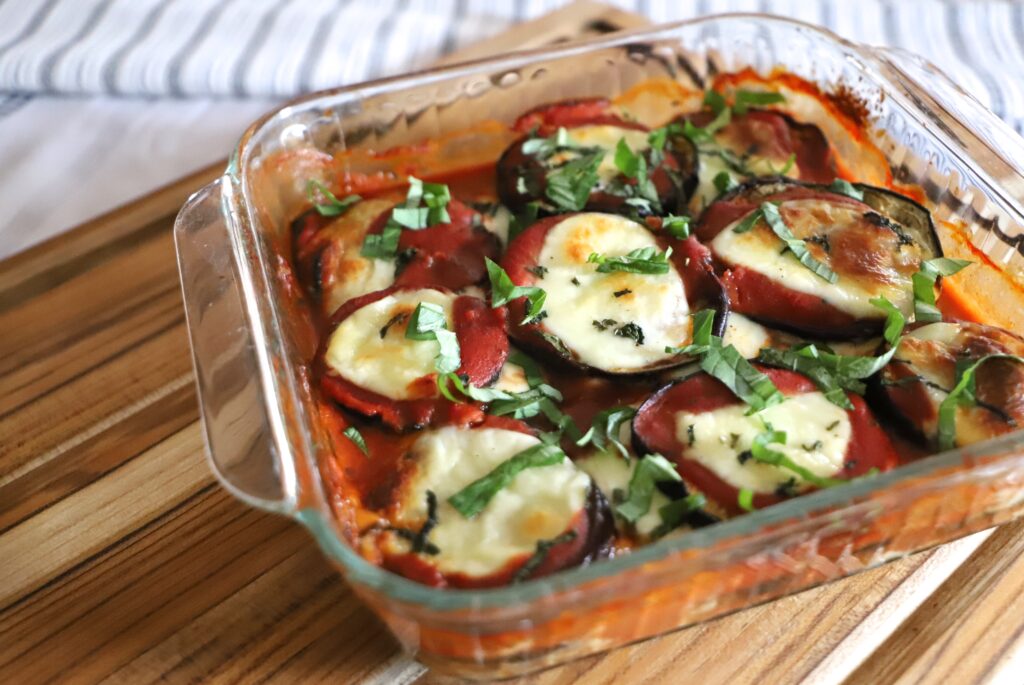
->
486;257;547;324
662;214;691;239
828;179;864;201
614;321;645;346
342;426;369;456
306;180;361;217
732;89;786;115
761;202;838;283
512;530;578;583
587;246;672;275
651;493;708;538
748;428;849;489
615;453;682;522
912;257;972;323
545;150;604;211
448;442;568;518
713;171;737;195
738;488;756;511
576;406;637;459
937;354;1024;451
361;177;451;258
404;302;460;374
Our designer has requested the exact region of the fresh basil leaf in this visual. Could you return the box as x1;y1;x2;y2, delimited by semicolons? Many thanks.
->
614;138;642;178
485;258;547;324
306;180;361;217
748;428;849;488
652;493;708;538
508;350;546;388
647;126;669;151
690;308;716;347
545;150;604;211
489;384;563;420
733;89;786;116
360;221;402;259
869;295;907;346
913;258;972;323
732;207;764;234
405;302;448;341
662;214;691;239
576;406;637;459
448;442;567;518
615;453;682;522
587;246;672;275
614;322;645;346
508;201;540;243
436;373;513;403
937;353;1024;451
703;89;728;115
433;329;461;374
828;179;864;201
761;202;838;283
772;153;796;176
702;343;785;412
521;127;574;158
757;347;855;410
737;488;756;511
343;426;369;456
407;176;452;226
713;171;737;195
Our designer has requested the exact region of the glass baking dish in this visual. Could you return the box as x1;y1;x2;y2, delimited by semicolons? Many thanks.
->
174;14;1024;681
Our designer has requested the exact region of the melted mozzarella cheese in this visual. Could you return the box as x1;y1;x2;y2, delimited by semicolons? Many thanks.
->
576;450;670;539
393;427;591;577
675;392;851;494
554;126;651;185
690;151;801;212
319;198;398;314
536;213;691;372
325;289;453;400
722;313;772;359
711;199;912;319
481;204;513;245
493;354;532;394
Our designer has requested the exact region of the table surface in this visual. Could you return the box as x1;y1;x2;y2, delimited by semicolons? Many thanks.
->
4;3;1024;683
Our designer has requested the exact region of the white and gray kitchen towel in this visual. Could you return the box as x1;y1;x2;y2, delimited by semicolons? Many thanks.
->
2;0;1023;258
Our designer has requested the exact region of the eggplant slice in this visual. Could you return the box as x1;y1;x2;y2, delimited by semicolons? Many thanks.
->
695;177;942;339
876;321;1024;449
632;367;900;516
319;286;509;431
497;99;698;217
499;211;729;374
678;108;838;212
292;198;499;317
378;421;613;588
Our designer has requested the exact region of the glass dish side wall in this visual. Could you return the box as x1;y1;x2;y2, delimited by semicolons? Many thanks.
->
198;15;1024;680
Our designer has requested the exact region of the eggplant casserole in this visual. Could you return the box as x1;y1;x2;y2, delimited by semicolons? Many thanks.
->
288;78;1020;589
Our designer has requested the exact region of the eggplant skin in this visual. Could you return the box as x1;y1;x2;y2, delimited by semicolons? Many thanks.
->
703;176;943;261
495;128;699;217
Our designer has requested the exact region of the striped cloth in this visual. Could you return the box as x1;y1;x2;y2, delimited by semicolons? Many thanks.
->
1;0;1023;131
2;0;1023;261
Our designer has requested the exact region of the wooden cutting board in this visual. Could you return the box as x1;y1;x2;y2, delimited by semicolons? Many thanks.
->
3;2;1024;683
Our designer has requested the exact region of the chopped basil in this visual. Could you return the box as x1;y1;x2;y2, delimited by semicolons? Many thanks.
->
682;107;731;144
404;302;460;374
733;89;786;115
512;530;578;583
545;150;604;211
651;493;707;539
576;406;637;459
870;295;907;346
587;246;672;275
667;309;784;412
662;214;691;239
436;373;513;403
713;171;737;195
913;257;972;323
737;488;756;511
614;137;643;178
392;490;440;554
593;318;617;332
448;442;568;518
770;153;797;176
615;453;682;522
508;201;540;243
748;428;849;488
405;302;448;341
937;353;1024;450
342;426;369;456
306;180;361;217
732;207;764;234
761;202;838;284
360;177;451;258
489;383;563;420
828;179;864;201
614;322;645;346
521;126;575;157
485;257;547;324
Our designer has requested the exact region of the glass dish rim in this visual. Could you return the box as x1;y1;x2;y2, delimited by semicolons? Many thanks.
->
217;12;1024;611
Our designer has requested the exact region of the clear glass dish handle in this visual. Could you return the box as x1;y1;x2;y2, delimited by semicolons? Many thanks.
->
174;179;295;515
875;46;1024;182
